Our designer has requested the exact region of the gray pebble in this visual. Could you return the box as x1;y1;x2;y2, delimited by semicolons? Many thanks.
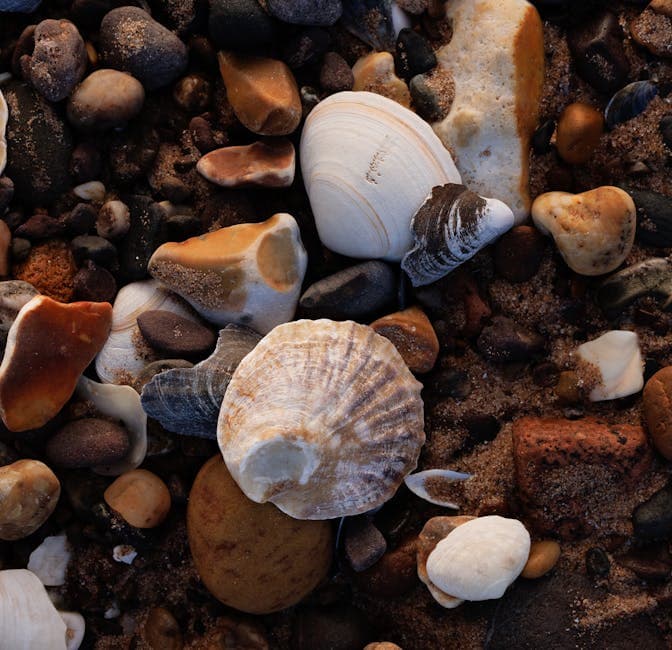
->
267;0;343;26
71;234;118;269
633;483;672;540
344;516;387;572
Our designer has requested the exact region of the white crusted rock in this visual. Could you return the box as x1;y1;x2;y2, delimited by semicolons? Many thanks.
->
27;534;71;586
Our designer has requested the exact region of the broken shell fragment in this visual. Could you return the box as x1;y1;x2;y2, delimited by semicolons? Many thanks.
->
404;469;472;509
148;213;308;334
27;534;71;586
531;187;636;276
60;612;85;650
197;140;295;188
218;319;425;520
575;330;644;402
0;89;6;175
402;183;515;286
300;91;461;261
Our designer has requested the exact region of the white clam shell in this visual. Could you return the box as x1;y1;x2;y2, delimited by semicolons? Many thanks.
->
76;375;147;475
576;330;644;402
404;469;472;508
27;534;71;586
95;279;198;386
426;515;530;601
0;88;6;175
0;569;68;649
60;612;85;650
218;319;425;520
300;91;461;261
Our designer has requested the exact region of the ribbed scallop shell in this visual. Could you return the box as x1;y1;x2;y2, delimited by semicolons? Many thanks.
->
218;319;425;520
300;91;461;262
0;89;7;175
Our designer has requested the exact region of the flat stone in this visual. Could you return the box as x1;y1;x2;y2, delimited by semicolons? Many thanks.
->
137;310;216;358
477;316;544;363
344;517;387;572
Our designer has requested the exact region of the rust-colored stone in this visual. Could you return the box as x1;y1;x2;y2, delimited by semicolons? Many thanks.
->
13;239;77;302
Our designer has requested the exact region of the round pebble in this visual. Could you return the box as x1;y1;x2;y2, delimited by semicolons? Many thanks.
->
395;28;436;79
70;235;118;269
477;316;544;363
344;517;387;572
96;200;130;240
136;310;216;358
187;455;333;614
64;203;97;235
267;0;343;26
521;540;561;579
104;469;171;529
585;546;611;577
632;482;672;540
556;102;604;165
364;644;403;650
143;607;183;650
494;225;546;283
643;367;672;459
73;261;117;303
0;459;61;541
320;52;354;94
173;75;211;113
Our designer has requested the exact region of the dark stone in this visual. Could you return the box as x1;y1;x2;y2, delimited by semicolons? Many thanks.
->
461;413;501;451
409;73;445;122
354;537;417;597
343;516;387;572
267;0;343;26
71;235;118;269
532;361;560;387
172;75;211;113
189;116;217;154
629;188;672;247
14;214;65;239
158;177;191;204
425;368;471;399
395;28;436;79
100;7;188;90
70;0;112;30
70;142;102;184
567;11;630;94
532;119;556;154
73;261;117;303
283;27;331;69
477;316;545;363
137;310;216;358
151;0;200;35
109;125;160;185
208;0;279;52
0;177;14;214
299;261;397;321
341;0;395;51
62;203;97;236
292;605;372;650
660;114;672;149
10;237;31;262
617;545;672;582
320;51;354;93
493;226;546;283
585;547;611;577
633;482;672;540
161;212;201;242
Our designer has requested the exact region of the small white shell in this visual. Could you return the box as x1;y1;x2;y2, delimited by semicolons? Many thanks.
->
112;544;137;565
76;375;147;475
0;88;6;175
218;319;425;520
95;279;198;386
0;569;68;649
300;91;461;261
73;181;105;202
576;330;644;401
27;534;71;586
404;469;472;508
426;515;530;601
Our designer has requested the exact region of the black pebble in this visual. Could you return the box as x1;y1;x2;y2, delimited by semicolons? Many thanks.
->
283;27;331;69
71;235;119;269
660;114;672;149
395;28;436;79
585;547;611;577
532;119;556;154
209;0;279;52
343;516;387;572
633;483;672;540
629;188;672;247
477;316;545;363
73;260;117;303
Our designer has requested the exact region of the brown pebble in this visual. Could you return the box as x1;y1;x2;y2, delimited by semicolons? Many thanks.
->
0;221;10;276
364;644;403;650
493;226;546;283
370;306;439;373
73;261;117;303
173;74;211;113
143;607;183;650
352;52;411;107
355;536;418;598
556;103;604;165
521;540;561;578
136;310;216;358
643;366;672;459
320;52;354;93
104;469;171;529
13;240;77;302
555;370;581;403
0;459;61;541
631;7;672;57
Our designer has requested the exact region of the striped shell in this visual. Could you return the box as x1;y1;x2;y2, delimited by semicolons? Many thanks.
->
217;319;425;520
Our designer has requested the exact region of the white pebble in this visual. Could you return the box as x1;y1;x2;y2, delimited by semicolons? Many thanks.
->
74;180;106;202
97;200;130;240
27;534;71;586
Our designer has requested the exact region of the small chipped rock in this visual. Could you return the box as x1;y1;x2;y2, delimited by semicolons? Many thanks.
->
73;180;105;202
113;544;138;565
27;534;71;586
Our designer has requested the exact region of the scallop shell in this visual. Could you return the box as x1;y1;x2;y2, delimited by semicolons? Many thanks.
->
0;89;6;175
218;319;425;520
300;91;461;262
401;183;514;286
76;375;147;475
95;279;199;386
141;325;261;439
404;469;472;508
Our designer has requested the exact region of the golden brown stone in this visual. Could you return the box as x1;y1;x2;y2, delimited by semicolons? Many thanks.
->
104;469;171;528
643;366;672;459
521;540;561;578
556;102;604;164
0;460;60;540
13;240;77;302
0;296;112;431
352;52;411;107
187;456;332;614
370;306;439;373
217;52;301;136
143;607;183;650
556;370;581;403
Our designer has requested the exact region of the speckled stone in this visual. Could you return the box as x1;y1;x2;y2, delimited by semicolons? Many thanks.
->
136;310;216;358
12;240;77;302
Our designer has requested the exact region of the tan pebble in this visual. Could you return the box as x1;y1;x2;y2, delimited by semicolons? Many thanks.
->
143;607;182;650
556;102;603;165
643;366;672;459
370;306;439;373
187;456;332;614
352;52;411;108
521;540;561;578
0;460;60;541
0;220;10;276
217;52;301;136
364;644;404;650
531;187;636;276
104;469;171;528
556;370;581;403
650;0;672;18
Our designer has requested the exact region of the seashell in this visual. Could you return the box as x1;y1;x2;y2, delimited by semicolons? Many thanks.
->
60;612;85;650
597;258;672;315
300;91;461;262
76;375;147;475
605;81;658;129
0;89;6;175
401;183;515;286
218;319;425;520
426;515;531;602
341;0;396;51
94;279;198;386
27;534;71;586
404;469;472;508
141;325;261;439
575;330;644;402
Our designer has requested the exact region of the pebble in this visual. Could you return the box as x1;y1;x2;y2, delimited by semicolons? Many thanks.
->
173;74;211;113
0;460;60;541
100;7;188;90
512;416;652;537
104;469;171;529
643;367;672;459
355;536;418;597
149;213;307;334
0;295;112;431
137;310;216;358
187;455;333;614
531;187;636;276
521;540;561;579
46;418;130;468
352;51;411;108
143;607;183;650
267;0;342;25
15;214;65;240
409;68;454;122
370;306;439;373
633;482;672;540
197;140;295;188
70;142;102;184
64;203;96;235
13;240;77;302
477;316;544;363
319;51;354;93
71;235;118;269
208;0;278;52
26;19;87;102
0;177;14;213
73;180;105;202
96;200;130;240
628;188;672;247
660;114;672;149
67;69;145;131
567;11;630;93
283;27;331;69
617;545;672;581
344;516;387;572
73;261;117;303
0;280;38;349
340;0;396;51
217;52;302;136
631;6;672;57
395;28;436;79
556;103;604;165
493;225;546;283
364;644;402;650
10;238;30;262
292;605;371;650
585;547;611;577
555;370;581;404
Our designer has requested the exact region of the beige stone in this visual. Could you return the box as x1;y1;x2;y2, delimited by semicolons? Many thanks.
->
353;52;411;108
521;540;561;578
104;469;171;528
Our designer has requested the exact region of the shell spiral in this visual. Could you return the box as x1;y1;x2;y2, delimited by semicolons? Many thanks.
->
217;319;425;520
